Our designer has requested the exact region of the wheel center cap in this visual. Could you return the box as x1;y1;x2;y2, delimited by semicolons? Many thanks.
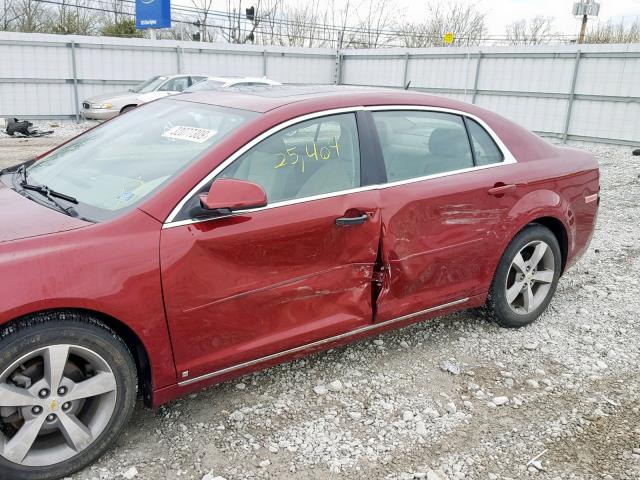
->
48;398;60;412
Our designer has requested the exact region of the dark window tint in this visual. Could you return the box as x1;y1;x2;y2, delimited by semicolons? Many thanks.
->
466;118;504;166
372;111;473;182
217;113;360;203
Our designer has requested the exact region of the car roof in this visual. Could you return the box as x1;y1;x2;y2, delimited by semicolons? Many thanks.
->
170;85;476;114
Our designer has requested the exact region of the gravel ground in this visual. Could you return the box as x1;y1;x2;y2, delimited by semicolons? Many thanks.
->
1;122;639;480
0;120;98;169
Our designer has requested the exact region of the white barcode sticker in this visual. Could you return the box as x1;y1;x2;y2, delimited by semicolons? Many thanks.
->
162;126;218;143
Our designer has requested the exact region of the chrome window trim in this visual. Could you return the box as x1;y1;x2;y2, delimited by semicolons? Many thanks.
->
163;105;517;229
177;297;469;387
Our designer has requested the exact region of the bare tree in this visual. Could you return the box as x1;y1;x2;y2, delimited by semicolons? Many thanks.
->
585;18;640;44
258;0;332;48
506;16;555;45
327;0;354;48
260;0;361;49
8;0;46;32
221;0;269;44
1;0;17;30
44;0;97;35
348;0;397;48
398;1;487;47
108;0;129;25
191;0;215;42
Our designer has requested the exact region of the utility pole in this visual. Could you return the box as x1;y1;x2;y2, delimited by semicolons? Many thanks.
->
578;13;588;44
572;0;600;44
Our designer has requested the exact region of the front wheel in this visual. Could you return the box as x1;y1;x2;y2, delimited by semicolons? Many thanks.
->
0;313;137;480
119;105;136;114
485;224;561;328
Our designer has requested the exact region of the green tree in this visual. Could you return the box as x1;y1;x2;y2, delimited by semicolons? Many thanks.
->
101;18;142;38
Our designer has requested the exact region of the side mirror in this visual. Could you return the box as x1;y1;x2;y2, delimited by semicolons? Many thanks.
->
199;178;267;215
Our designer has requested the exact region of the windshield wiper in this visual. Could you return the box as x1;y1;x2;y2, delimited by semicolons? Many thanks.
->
21;183;78;204
16;165;80;217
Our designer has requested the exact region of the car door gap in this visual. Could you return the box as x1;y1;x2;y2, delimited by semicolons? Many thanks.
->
371;225;387;321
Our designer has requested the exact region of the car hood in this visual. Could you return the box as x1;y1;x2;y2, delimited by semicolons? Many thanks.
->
0;183;91;243
84;91;138;104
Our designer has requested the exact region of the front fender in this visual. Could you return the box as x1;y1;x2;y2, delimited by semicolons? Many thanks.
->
0;210;177;391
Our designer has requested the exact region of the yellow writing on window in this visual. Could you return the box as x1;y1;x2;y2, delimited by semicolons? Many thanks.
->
274;139;340;173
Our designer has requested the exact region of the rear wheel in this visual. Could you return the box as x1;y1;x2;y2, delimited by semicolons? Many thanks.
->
0;314;137;480
485;224;561;328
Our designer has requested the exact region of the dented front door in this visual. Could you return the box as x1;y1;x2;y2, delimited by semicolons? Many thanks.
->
160;191;381;381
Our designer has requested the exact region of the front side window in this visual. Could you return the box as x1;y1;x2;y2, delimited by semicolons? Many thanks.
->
159;77;190;92
20;100;256;222
372;111;474;182
216;113;361;204
131;76;167;93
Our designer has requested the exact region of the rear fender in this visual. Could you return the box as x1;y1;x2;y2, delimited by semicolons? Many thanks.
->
488;188;573;284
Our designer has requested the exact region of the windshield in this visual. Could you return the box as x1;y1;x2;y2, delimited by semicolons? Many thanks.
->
187;79;226;92
131;76;167;93
24;100;256;222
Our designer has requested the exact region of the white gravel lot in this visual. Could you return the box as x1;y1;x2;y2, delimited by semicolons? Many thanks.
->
1;123;639;480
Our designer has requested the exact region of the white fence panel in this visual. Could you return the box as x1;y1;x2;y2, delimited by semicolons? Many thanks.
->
0;31;639;144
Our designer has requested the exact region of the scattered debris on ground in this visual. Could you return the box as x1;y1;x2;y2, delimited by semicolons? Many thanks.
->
4;117;53;137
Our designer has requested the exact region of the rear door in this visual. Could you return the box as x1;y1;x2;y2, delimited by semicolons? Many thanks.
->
160;111;382;381
371;108;522;322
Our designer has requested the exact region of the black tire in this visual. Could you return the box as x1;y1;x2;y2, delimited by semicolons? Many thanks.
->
0;312;137;480
119;105;136;114
485;224;562;328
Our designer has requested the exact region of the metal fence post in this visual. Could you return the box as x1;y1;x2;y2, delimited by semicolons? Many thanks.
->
69;41;80;123
334;50;343;85
176;45;183;73
471;51;482;104
262;50;267;77
402;52;410;88
562;50;582;143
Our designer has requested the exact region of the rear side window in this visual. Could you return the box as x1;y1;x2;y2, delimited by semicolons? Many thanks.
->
466;118;504;165
372;111;473;182
217;113;361;203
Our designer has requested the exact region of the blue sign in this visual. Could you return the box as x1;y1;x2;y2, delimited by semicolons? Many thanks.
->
136;0;171;29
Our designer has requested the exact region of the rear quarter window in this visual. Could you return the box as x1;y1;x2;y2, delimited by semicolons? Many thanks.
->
466;118;504;166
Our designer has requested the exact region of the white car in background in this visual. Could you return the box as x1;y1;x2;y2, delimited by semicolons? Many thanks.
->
136;76;282;105
81;74;209;120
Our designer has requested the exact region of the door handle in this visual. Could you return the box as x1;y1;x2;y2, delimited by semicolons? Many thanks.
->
488;184;516;196
335;213;368;226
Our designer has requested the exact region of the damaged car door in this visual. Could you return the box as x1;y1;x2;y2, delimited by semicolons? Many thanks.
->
370;108;522;322
160;111;382;381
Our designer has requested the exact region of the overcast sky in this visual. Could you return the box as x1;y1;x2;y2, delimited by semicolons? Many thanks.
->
468;0;640;35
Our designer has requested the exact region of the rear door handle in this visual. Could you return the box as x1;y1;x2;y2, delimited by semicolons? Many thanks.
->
335;214;368;226
488;184;516;196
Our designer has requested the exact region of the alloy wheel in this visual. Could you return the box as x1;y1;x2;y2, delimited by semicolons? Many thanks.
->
505;240;555;315
0;344;117;466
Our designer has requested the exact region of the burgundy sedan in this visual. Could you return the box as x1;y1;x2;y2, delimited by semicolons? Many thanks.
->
0;87;599;479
